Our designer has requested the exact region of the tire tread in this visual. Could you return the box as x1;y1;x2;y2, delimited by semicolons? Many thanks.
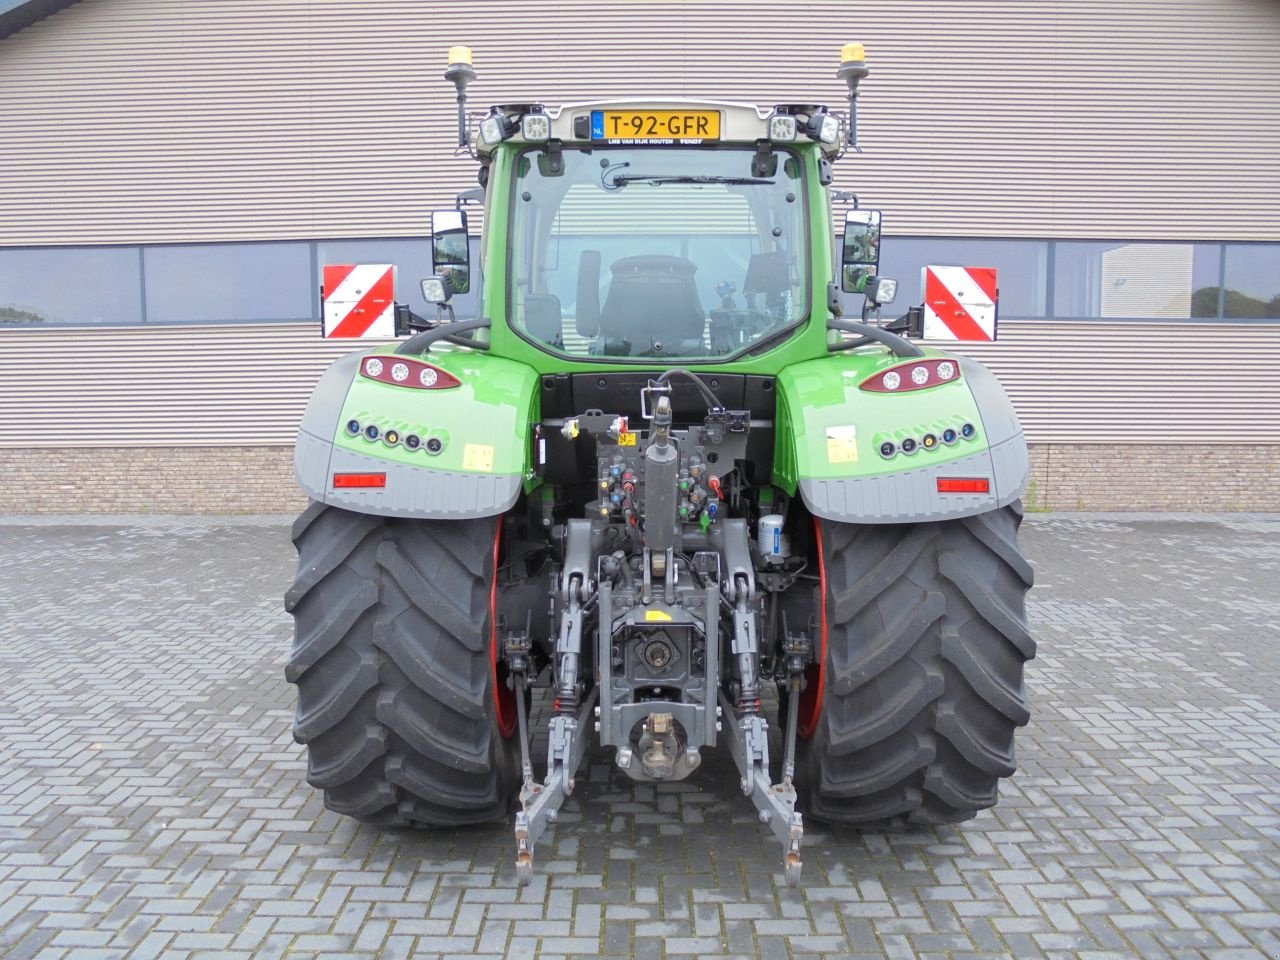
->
285;502;515;829
799;503;1035;829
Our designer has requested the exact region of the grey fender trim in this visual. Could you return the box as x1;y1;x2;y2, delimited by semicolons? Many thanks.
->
293;350;522;519
957;355;1022;448
295;428;523;519
799;432;1030;524
298;351;366;440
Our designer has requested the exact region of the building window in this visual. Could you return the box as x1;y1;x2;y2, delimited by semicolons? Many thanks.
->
880;237;1049;318
2;237;1277;328
142;243;312;323
1053;241;1221;320
0;246;142;325
1221;244;1280;319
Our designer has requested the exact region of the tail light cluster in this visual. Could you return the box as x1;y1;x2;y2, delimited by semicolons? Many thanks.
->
878;421;977;459
360;355;461;389
346;418;445;455
860;358;960;393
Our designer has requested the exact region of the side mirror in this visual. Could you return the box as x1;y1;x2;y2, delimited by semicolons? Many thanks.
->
430;209;471;299
840;209;882;293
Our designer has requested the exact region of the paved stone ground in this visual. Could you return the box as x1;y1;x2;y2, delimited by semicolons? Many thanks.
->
1;513;1278;960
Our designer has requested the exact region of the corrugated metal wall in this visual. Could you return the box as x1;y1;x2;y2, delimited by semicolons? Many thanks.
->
1;321;1277;447
2;0;1279;243
1;0;1279;458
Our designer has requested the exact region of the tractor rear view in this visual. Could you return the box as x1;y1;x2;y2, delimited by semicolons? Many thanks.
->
285;44;1034;886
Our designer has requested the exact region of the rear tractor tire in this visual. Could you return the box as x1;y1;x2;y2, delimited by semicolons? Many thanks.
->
284;502;518;827
797;502;1035;829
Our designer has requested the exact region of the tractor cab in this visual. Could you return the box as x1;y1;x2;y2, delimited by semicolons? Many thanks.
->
406;44;887;364
417;94;849;362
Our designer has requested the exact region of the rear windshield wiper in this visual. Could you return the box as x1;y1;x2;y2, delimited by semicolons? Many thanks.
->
611;174;775;186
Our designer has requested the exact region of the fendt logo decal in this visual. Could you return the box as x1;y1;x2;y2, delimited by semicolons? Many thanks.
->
921;265;998;341
322;264;396;338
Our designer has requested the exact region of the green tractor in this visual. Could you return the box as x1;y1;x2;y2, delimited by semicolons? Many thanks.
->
285;44;1035;886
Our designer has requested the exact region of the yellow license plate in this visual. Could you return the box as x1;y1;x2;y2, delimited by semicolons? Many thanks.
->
591;110;720;141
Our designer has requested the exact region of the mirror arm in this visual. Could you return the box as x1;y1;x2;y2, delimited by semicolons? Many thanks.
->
394;303;436;336
395;316;491;356
827;318;925;357
884;305;924;339
829;335;873;352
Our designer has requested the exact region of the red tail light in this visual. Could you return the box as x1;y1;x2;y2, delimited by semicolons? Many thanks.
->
360;355;461;389
333;472;387;489
861;358;960;393
937;477;990;494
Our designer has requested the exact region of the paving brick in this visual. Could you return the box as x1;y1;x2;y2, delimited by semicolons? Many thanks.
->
0;513;1278;959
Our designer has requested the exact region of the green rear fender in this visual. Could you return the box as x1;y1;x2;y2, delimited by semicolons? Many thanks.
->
294;345;539;519
773;350;1030;523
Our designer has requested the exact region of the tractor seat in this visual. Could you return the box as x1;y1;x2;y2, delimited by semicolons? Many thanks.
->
598;255;706;351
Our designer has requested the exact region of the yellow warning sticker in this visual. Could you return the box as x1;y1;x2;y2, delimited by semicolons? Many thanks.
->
826;425;859;464
617;431;637;446
644;609;673;622
462;443;495;472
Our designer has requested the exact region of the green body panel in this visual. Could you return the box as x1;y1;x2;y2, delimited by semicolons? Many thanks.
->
333;345;539;478
772;349;987;491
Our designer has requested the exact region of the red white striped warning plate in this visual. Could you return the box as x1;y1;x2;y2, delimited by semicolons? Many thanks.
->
921;265;998;341
322;264;396;338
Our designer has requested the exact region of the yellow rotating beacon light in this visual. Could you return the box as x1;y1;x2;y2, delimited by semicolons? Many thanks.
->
837;43;870;148
445;46;477;147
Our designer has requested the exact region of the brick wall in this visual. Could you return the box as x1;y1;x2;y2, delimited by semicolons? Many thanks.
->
0;447;307;514
1027;444;1279;512
0;444;1276;514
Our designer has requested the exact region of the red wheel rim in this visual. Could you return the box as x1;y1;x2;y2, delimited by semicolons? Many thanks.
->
490;521;518;738
797;516;829;740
